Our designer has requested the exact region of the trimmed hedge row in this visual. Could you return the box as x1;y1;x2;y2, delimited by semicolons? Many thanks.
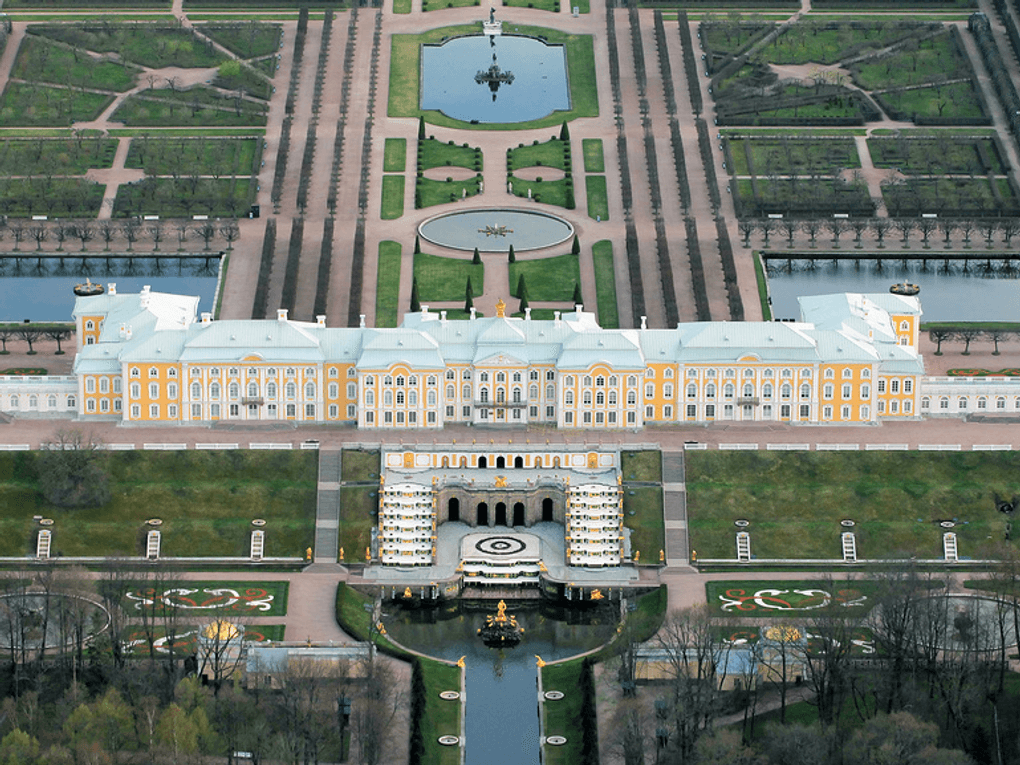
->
715;216;743;321
677;11;703;116
970;13;1020;156
312;216;334;319
685;216;711;322
279;217;304;315
327;8;360;214
252;217;277;319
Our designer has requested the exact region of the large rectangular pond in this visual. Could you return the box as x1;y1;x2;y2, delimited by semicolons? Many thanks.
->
0;255;221;322
764;255;1020;322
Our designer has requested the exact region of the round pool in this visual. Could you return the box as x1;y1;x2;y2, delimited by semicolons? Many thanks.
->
418;208;574;252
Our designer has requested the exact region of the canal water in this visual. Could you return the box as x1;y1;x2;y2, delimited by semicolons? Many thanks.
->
385;600;617;765
0;255;221;322
765;257;1020;322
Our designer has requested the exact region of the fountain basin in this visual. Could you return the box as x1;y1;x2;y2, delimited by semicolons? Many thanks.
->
419;208;574;253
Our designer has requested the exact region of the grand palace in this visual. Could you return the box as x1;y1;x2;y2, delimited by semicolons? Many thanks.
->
1;285;1017;426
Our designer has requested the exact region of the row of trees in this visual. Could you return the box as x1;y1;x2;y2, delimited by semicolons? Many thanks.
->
928;326;1018;355
0;325;73;354
608;561;1020;764
0;218;239;252
740;216;1020;249
0;562;404;765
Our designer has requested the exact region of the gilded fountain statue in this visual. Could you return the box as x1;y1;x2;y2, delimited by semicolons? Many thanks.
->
477;599;524;647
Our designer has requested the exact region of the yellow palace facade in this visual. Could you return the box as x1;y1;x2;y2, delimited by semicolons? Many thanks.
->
71;286;924;428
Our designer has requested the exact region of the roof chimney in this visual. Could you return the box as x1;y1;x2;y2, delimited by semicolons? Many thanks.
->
359;314;366;328
140;285;151;308
525;307;531;321
200;312;212;325
108;283;117;295
470;307;477;320
421;305;429;315
316;315;326;328
440;311;447;324
277;309;288;322
119;323;132;340
554;311;561;327
576;304;583;312
640;316;647;330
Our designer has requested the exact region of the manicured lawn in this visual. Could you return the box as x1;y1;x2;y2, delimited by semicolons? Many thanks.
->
585;175;608;220
686;452;1020;560
508;253;580;301
0;83;113;126
122;580;289;617
198;22;282;59
622;450;662;482
704;579;879;617
420;659;461;765
341;448;380;482
873;80;985;122
375;241;402;328
339;486;376;563
542;659;586;765
508;176;572;208
0;178;105;217
111;90;268;127
15;35;142;92
0;450;316;558
384;137;407;172
505;0;559;10
581;138;604;172
113;177;253;217
507;138;568;172
592;240;619;328
125;135;261;175
31;24;227;68
414;252;484;301
422;0;477;10
416;175;482;208
389;25;597;130
623;486;665;562
393;0;412;12
381;175;405;220
122;623;286;655
419;137;481;170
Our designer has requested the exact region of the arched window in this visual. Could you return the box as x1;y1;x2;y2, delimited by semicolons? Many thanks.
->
546;385;554;399
595;376;605;387
763;384;773;399
427;391;436;405
305;382;316;399
781;384;792;399
228;383;239;399
627;391;636;405
723;384;734;399
447;369;456;380
365;391;374;406
267;382;277;399
565;391;574;405
743;384;753;397
463;385;471;399
47;395;56;409
427;376;437;386
285;383;296;399
496;389;505;404
529;385;538;400
512;372;521;383
801;384;811;398
627;375;637;387
596;391;605;405
687;384;697;398
705;384;716;399
497;372;505;383
480;372;489;383
513;388;522;403
210;383;221;400
409;391;417;406
480;389;489;403
191;383;201;399
395;391;404;405
385;391;394;405
447;385;455;399
396;375;405;387
248;382;259;398
583;391;592;405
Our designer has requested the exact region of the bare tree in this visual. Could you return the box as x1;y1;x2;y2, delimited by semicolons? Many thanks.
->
954;327;981;355
122;220;139;251
929;327;952;355
29;225;48;251
175;221;191;250
195;221;216;250
8;220;25;250
353;656;404;765
938;219;957;247
148;222;165;251
979;219;998;247
826;218;848;247
98;220;117;251
43;326;72;354
220;221;240;250
70;220;95;251
738;220;756;248
917;217;938;247
801;219;822;247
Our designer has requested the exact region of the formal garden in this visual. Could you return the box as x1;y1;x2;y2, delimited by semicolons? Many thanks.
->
687;451;1020;562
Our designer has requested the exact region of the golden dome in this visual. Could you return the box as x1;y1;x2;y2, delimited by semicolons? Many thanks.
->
202;619;241;641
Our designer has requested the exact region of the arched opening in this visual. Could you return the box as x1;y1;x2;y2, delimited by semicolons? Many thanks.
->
478;456;488;469
534;456;542;468
553;456;560;467
442;456;449;468
496;456;506;469
542;498;554;522
448;497;460;523
460;456;467;468
495;502;508;526
477;502;489;527
513;502;526;527
514;456;523;469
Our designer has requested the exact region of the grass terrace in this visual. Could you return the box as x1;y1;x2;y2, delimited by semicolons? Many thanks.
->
413;252;484;302
375;241;402;328
419;138;481;171
14;35;142;91
418;659;461;765
198;21;282;59
384;137;407;173
581;138;604;173
686;451;1020;561
124;135;262;175
0;450;316;558
508;253;579;302
0;84;113;127
591;240;618;328
30;24;227;68
585;176;608;220
381;175;405;220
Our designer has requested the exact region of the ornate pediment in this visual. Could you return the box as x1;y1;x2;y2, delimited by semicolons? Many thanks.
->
476;353;526;367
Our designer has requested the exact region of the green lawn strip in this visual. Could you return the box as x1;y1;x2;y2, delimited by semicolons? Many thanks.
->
30;24;227;68
621;450;662;482
122;580;289;616
121;623;286;655
334;582;414;658
197;21;282;58
339;486;377;562
922;321;1020;331
581;138;604;172
381;175;405;220
414;252;484;301
508;254;579;301
0;178;105;217
420;659;461;765
873;81;985;121
686;452;1020;560
375;241;402;328
15;34;142;92
585;175;608;221
0;450;316;558
111;91;267;127
720;128;867;137
0;137;118;174
753;251;772;321
508;138;568;171
213;63;272;101
108;127;266;136
419;137;481;170
384;137;407;172
591;240;619;328
623;486;665;562
415;175;482;208
125;135;261;175
446;308;485;319
704;579;879;617
505;0;559;10
393;0;412;12
113;177;252;217
0;83;114;127
341;448;380;482
508;176;571;208
389;25;597;130
541;659;586;765
422;0;477;10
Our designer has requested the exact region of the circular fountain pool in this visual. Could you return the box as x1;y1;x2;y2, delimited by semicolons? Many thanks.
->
418;208;574;253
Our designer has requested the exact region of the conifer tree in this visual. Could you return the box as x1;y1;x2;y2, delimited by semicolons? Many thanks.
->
410;277;421;312
465;278;474;311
